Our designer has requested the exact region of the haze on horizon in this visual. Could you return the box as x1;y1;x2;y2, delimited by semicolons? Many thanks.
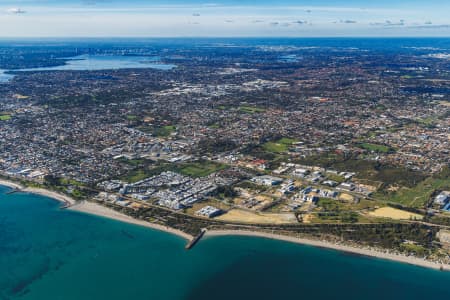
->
1;0;450;37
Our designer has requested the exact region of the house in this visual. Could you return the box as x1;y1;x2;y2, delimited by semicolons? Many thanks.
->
251;175;283;186
196;206;223;218
435;191;450;206
337;182;355;191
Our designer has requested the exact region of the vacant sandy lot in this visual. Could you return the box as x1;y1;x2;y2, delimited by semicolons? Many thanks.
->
339;193;354;202
216;209;297;224
369;207;423;220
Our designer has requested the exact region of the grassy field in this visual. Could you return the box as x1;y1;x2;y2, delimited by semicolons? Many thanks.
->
359;143;393;153
0;114;11;121
121;169;152;183
296;153;426;188
179;161;228;177
154;125;176;137
262;137;297;153
239;105;266;114
137;125;177;137
374;176;450;208
120;160;228;182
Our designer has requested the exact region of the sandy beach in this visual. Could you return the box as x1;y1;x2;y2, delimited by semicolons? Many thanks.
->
0;179;23;190
70;201;193;240
205;230;450;271
0;179;192;240
23;187;77;206
0;179;75;206
2;178;449;270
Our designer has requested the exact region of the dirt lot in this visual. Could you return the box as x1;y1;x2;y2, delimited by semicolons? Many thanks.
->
216;209;297;224
339;193;354;202
368;207;423;220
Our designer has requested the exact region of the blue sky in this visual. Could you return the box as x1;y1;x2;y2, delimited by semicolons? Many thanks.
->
1;0;450;37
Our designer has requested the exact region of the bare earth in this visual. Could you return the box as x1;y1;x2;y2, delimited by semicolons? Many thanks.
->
369;207;423;220
216;209;297;224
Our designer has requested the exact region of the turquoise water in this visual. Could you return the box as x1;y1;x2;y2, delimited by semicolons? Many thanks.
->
0;55;175;82
1;184;450;300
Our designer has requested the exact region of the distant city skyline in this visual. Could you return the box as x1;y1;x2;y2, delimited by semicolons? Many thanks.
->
1;0;450;37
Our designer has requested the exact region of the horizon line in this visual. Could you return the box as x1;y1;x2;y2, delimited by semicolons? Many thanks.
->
1;36;450;39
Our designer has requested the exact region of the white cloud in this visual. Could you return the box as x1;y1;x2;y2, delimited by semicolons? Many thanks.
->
6;7;26;14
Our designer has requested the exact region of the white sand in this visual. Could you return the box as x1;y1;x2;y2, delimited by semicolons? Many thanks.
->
0;179;23;190
0;180;75;206
70;201;192;240
2;178;449;269
23;187;77;206
1;179;192;240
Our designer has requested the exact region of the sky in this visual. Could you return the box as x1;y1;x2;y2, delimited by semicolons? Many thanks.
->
1;0;450;37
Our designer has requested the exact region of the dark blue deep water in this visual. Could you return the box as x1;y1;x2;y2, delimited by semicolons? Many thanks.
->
1;184;450;300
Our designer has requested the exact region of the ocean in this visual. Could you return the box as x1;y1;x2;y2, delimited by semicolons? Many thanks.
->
1;184;450;300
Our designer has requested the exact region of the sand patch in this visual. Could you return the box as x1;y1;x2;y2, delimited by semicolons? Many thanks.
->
216;209;297;224
339;193;354;202
369;207;423;220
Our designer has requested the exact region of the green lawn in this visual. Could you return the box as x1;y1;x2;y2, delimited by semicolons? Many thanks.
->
121;169;153;183
120;161;227;182
59;178;85;187
262;137;298;153
0;114;11;121
179;161;228;177
359;143;393;153
154;125;176;137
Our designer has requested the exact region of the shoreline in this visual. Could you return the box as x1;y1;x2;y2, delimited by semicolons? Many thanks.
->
205;230;450;271
0;179;76;207
69;201;193;241
0;179;23;190
2;180;449;270
0;180;192;241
